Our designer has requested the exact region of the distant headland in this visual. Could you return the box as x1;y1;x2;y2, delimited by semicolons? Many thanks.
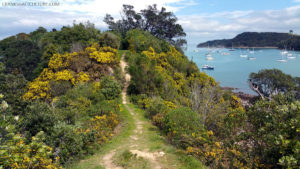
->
197;32;300;51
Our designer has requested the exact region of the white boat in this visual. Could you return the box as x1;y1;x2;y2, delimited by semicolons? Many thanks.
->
229;43;235;51
277;59;287;62
205;53;212;57
281;51;288;55
287;56;296;59
287;53;293;57
221;52;230;55
206;56;214;60
240;54;248;58
202;64;214;70
194;49;199;52
248;57;256;60
250;48;255;54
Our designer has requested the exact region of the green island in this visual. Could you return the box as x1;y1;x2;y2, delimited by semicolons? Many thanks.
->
0;4;299;169
197;32;300;50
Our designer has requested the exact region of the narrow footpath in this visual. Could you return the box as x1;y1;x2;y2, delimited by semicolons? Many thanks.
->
70;55;204;169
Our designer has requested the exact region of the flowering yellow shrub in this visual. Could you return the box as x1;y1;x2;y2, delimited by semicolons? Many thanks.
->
164;100;177;109
92;81;101;93
86;43;118;64
88;111;119;144
142;47;156;59
39;68;54;81
24;43;119;101
143;47;170;68
48;52;77;70
54;70;76;85
0;132;60;168
23;80;50;100
77;72;90;84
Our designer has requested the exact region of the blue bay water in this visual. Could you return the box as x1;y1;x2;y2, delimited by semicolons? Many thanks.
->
184;47;300;94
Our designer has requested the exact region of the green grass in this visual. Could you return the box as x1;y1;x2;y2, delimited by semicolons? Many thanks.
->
67;102;206;169
113;149;151;169
126;104;206;169
66;104;135;169
118;50;128;60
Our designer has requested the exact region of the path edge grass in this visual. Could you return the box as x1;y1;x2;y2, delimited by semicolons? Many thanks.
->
66;104;135;169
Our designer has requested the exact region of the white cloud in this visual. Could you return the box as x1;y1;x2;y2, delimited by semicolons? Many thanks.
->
0;0;188;38
178;5;300;45
0;0;300;48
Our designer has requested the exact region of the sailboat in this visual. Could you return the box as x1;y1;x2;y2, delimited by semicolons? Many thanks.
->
206;56;214;60
248;47;256;60
229;43;235;51
249;48;254;54
240;49;248;58
248;57;256;60
287;54;296;59
277;54;287;62
277;59;287;62
205;51;214;60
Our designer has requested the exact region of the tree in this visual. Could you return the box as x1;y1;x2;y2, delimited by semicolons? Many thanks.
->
249;69;298;99
245;96;300;168
99;32;121;49
104;4;186;48
0;38;42;80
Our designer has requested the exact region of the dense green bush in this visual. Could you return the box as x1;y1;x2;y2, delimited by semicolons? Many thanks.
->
125;29;170;53
0;131;60;168
244;95;300;168
0;38;42;80
50;80;73;97
19;102;58;140
163;107;203;147
100;76;122;100
0;72;28;116
99;32;120;49
48;123;96;164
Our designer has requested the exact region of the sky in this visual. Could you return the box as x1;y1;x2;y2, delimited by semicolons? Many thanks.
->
0;0;300;47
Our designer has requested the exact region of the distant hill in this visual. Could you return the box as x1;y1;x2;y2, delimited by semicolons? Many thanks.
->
197;32;300;50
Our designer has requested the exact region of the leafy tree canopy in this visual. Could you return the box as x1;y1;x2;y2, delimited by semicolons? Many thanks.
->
104;4;186;48
249;69;300;99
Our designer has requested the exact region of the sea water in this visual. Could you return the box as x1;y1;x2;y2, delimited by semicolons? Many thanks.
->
185;47;300;94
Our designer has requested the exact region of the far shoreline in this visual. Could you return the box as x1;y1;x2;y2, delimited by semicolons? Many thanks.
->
197;46;279;49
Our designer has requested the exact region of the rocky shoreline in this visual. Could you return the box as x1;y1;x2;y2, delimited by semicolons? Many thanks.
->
222;87;258;106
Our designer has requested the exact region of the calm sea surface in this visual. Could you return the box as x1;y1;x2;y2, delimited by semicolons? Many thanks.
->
184;47;300;94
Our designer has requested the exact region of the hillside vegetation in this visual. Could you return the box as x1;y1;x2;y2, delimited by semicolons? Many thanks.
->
197;32;300;50
0;4;299;169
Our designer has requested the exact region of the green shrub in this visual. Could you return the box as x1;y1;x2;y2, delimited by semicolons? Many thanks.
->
100;76;121;100
0;131;60;168
125;29;169;53
49;80;72;97
163;107;203;147
19;101;58;140
145;97;169;118
99;32;120;49
48;123;96;164
88;99;120;117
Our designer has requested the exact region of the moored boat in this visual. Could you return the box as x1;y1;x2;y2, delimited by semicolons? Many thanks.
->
202;64;214;70
248;57;256;60
206;56;214;60
277;59;287;62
